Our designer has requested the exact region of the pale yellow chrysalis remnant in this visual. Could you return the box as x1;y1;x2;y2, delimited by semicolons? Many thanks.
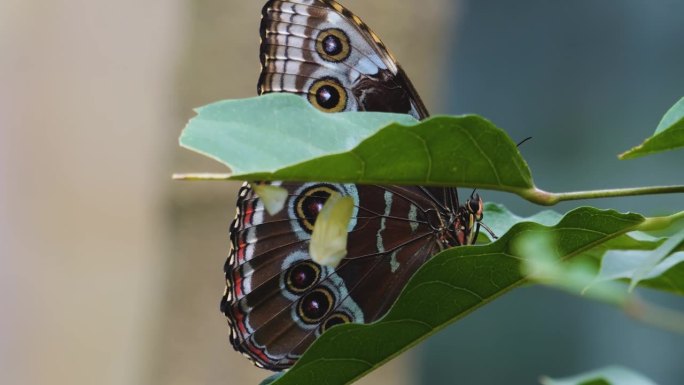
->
252;183;288;216
309;192;354;268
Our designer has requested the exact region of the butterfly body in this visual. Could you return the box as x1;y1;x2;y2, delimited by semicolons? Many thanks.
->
221;0;482;371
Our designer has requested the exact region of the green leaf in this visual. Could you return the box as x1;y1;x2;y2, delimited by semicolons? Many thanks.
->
620;97;684;159
260;373;284;385
181;93;417;176
523;212;684;298
592;229;684;295
655;97;684;135
598;250;684;295
180;93;533;193
484;202;562;236
540;366;658;385
269;208;645;385
628;230;684;290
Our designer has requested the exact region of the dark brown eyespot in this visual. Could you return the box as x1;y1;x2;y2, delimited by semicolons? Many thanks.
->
308;78;347;113
297;288;334;324
285;261;321;294
320;311;352;333
316;28;351;62
294;184;340;232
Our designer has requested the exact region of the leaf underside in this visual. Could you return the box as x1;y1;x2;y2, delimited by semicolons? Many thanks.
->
180;94;534;192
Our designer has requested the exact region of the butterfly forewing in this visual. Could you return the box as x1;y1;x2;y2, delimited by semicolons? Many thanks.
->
259;0;429;119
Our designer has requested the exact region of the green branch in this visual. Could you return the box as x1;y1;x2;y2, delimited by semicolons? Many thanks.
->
524;185;684;206
174;173;684;208
172;173;232;181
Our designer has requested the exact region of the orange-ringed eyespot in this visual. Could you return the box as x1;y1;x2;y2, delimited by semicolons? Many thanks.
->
308;78;347;112
285;261;321;294
316;28;351;62
297;287;334;324
294;184;340;232
320;311;352;333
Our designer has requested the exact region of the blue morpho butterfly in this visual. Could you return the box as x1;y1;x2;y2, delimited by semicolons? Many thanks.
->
220;0;487;370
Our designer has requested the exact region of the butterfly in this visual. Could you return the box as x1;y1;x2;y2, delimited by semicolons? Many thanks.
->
221;0;486;371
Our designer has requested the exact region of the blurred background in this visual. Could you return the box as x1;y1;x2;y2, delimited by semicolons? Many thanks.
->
1;0;683;384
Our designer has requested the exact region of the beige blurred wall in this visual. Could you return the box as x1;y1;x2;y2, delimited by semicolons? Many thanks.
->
0;0;188;384
0;1;457;384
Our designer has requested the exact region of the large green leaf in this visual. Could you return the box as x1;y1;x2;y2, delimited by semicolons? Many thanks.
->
269;207;645;385
540;366;658;385
180;93;533;193
620;97;684;159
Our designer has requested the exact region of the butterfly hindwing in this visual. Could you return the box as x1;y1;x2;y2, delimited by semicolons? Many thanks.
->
223;183;446;369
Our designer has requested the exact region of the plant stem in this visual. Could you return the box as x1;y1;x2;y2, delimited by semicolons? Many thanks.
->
525;185;684;206
173;173;684;208
172;173;232;181
638;210;684;232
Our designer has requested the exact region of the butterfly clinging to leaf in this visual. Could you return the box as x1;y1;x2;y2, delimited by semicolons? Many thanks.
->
221;0;487;370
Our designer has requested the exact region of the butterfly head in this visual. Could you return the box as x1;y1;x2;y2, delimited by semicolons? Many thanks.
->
466;192;484;222
453;191;496;245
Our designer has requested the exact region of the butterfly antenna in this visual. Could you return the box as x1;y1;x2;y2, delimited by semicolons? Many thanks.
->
517;136;533;148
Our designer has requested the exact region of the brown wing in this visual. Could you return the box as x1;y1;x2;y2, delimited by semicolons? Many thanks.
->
258;0;429;119
222;182;445;369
